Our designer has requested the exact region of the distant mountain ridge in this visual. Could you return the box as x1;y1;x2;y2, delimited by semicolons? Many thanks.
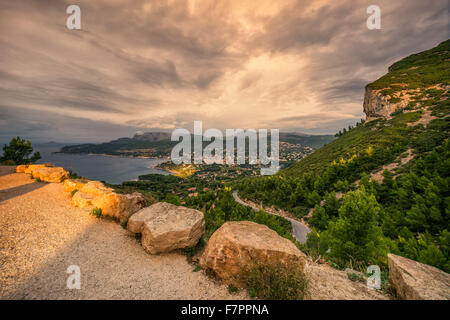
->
133;132;171;142
60;131;334;157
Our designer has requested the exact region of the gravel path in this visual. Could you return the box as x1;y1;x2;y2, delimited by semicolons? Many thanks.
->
232;191;310;243
0;167;245;299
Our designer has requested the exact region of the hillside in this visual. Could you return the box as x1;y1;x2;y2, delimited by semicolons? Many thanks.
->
235;39;450;273
284;39;449;177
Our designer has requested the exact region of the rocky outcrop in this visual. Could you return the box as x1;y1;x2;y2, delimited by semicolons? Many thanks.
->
363;87;409;119
32;167;69;183
80;181;114;197
92;191;146;224
388;253;450;300
24;164;48;174
15;165;28;173
16;164;69;183
200;221;306;283
16;164;47;174
363;84;450;119
67;180;145;223
63;179;87;193
71;191;94;208
127;202;205;254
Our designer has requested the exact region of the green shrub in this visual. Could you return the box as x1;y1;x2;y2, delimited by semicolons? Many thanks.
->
71;189;78;197
325;189;390;267
193;265;201;272
347;272;365;283
91;207;102;218
228;284;238;293
237;260;309;300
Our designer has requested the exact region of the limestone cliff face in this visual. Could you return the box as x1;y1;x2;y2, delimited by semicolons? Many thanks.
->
363;87;410;119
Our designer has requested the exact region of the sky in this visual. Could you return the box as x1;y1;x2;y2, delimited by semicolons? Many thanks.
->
0;0;448;143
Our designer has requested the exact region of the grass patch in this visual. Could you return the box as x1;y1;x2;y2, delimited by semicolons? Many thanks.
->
236;260;309;300
71;189;78;197
91;207;102;218
228;284;238;294
193;265;201;272
368;39;449;93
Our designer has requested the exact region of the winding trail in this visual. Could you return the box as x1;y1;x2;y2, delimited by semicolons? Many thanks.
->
0;166;245;299
232;191;310;244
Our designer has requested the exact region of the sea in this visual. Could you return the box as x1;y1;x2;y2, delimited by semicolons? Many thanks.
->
34;144;170;184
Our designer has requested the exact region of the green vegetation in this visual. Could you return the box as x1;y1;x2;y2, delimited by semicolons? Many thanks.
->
71;189;79;197
68;170;86;180
183;189;293;256
234;40;450;273
335;119;365;137
307;189;390;267
368;40;449;92
114;163;261;201
227;284;238;293
282;111;421;177
91;207;102;218
193;265;201;272
1;136;41;165
60;135;175;158
237;260;308;300
347;272;365;283
278;132;335;149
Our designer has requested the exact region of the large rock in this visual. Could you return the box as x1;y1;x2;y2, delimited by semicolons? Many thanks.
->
80;181;114;197
32;167;69;183
71;191;94;208
23;164;47;174
63;179;88;193
200;221;306;282
363;87;410;119
388;253;450;300
127;202;205;254
92;191;146;224
16;165;28;173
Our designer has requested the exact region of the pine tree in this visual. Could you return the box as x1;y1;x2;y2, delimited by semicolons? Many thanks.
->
326;188;389;265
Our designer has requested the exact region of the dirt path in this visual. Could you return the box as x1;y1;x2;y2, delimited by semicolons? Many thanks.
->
0;167;245;299
232;191;310;243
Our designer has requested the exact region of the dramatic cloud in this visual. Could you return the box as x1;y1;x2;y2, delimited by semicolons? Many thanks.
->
0;0;448;142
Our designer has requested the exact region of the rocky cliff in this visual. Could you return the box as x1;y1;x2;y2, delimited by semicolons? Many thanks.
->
363;86;411;119
363;39;449;119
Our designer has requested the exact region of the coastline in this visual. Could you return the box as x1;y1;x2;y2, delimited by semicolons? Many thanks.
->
54;151;170;161
37;150;173;183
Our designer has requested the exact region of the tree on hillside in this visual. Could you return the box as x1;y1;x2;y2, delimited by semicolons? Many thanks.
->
326;188;390;265
1;137;41;165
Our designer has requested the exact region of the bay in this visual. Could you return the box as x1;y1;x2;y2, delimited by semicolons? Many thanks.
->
34;144;169;184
